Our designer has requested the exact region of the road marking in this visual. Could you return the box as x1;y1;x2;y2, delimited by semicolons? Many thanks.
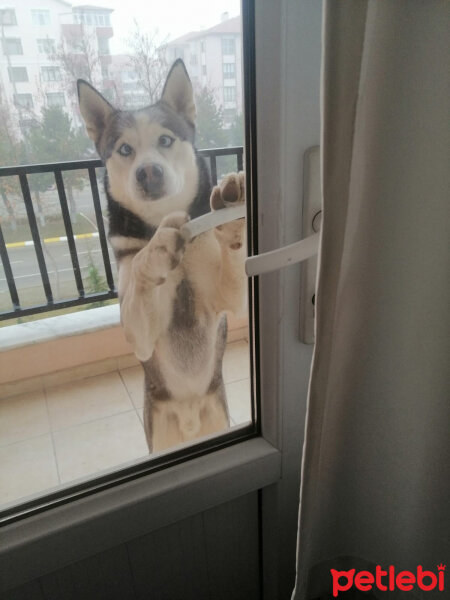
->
1;267;90;281
0;261;116;282
5;232;100;249
63;249;102;258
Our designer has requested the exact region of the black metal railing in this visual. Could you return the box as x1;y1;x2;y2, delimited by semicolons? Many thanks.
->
0;146;243;322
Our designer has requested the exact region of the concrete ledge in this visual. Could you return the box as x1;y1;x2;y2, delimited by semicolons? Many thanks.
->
0;306;248;395
0;304;122;352
0;307;134;388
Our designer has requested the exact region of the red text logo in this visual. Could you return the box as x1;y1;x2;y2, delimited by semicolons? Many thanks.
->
331;564;445;596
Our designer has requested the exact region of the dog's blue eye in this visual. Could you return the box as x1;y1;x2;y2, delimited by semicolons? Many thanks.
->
159;135;174;148
118;143;133;157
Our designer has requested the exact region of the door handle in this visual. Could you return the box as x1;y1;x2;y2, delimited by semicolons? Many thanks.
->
182;146;321;344
244;233;319;276
182;205;319;277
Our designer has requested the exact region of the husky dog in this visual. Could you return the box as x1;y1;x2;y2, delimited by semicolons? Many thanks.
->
77;60;246;452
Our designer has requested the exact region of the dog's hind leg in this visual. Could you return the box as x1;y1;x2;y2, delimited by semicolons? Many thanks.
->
149;395;229;452
198;389;230;439
149;402;186;452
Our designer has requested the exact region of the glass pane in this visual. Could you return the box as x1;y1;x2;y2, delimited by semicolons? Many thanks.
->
0;0;252;515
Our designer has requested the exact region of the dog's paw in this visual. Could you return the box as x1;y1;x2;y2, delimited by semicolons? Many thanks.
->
210;172;245;210
144;211;189;285
210;173;246;250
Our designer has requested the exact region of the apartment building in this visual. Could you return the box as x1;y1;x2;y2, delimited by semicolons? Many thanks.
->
108;54;149;109
0;1;113;137
164;14;242;126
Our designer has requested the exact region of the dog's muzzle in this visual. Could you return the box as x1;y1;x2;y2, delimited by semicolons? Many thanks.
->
136;163;164;199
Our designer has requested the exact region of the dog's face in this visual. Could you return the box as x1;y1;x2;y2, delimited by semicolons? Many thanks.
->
78;60;199;225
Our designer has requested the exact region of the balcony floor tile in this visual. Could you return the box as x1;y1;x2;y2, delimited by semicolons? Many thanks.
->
0;435;59;505
0;391;50;447
46;372;134;431
53;410;148;484
223;340;251;384
226;378;252;426
1;340;251;510
119;366;144;409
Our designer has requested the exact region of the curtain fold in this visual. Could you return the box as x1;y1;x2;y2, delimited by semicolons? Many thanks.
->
292;1;450;598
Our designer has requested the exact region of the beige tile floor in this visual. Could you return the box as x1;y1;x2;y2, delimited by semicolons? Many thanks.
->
0;340;251;508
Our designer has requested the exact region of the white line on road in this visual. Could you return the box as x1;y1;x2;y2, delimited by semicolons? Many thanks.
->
0;262;116;283
62;249;102;257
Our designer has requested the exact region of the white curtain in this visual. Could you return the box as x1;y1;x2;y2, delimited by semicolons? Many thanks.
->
293;1;450;598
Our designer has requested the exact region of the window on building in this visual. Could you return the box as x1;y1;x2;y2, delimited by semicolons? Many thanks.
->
222;37;235;55
19;118;37;134
78;65;90;80
0;9;17;26
46;92;65;108
2;38;23;55
190;54;198;66
37;38;55;55
97;37;110;55
122;81;141;91
102;88;115;102
223;86;236;102
173;47;184;60
223;107;237;124
93;13;111;26
41;66;61;82
14;94;34;110
223;63;235;79
8;67;28;83
202;64;207;76
66;37;84;53
101;64;109;79
31;9;50;26
200;40;205;52
122;70;137;81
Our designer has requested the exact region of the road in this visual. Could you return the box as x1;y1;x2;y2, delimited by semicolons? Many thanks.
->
0;182;118;314
0;236;117;314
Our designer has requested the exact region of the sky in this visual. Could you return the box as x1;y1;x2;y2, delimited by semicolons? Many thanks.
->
80;0;242;54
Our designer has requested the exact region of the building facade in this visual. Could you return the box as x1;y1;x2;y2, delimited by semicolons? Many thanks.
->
0;1;113;137
163;14;243;126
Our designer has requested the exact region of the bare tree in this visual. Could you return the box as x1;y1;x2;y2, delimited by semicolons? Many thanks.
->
0;90;23;228
125;22;169;105
51;25;102;95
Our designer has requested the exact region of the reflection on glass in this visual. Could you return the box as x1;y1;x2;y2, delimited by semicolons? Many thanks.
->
0;1;250;511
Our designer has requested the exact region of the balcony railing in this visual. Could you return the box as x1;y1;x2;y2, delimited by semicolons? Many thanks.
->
0;146;243;322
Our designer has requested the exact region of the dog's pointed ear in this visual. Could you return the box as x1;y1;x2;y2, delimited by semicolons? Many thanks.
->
160;59;196;126
77;80;114;144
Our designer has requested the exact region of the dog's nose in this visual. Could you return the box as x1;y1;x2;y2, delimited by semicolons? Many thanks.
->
136;164;164;197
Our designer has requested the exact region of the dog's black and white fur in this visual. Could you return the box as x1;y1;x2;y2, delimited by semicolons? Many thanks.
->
78;60;246;452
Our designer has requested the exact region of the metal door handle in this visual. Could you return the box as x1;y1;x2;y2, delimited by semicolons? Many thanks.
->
182;204;319;276
245;233;319;276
